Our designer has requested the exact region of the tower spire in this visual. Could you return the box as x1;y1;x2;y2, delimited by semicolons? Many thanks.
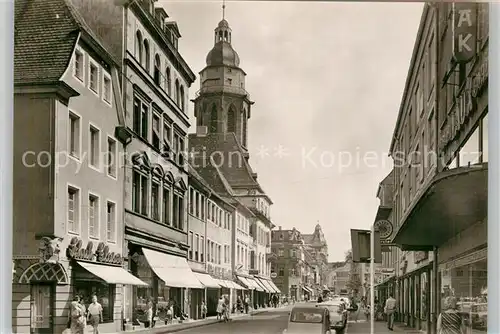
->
222;0;226;20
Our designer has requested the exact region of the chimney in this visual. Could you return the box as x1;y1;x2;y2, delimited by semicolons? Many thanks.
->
278;226;282;230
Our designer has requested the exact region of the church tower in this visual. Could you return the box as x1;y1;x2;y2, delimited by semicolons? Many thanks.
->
192;3;253;150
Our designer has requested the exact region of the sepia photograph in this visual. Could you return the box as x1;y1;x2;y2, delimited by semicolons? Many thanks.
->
9;0;493;334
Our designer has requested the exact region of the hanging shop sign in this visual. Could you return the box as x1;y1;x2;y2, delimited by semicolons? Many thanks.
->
453;3;476;63
66;237;123;266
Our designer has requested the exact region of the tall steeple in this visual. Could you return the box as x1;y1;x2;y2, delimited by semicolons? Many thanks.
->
192;3;254;150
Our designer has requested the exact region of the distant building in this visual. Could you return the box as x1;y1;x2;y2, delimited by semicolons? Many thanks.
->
270;227;315;301
302;224;329;292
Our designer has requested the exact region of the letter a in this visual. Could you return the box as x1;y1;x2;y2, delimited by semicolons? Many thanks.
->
457;9;472;28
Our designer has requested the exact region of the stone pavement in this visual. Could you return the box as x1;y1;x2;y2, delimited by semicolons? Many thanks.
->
115;305;289;334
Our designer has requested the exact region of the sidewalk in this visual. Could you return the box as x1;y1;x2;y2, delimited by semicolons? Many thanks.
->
346;321;422;333
117;306;287;334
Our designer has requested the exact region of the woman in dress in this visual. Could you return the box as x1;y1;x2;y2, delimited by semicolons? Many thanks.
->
437;296;466;334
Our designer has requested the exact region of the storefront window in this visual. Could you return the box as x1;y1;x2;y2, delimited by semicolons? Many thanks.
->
134;256;154;320
421;272;428;320
74;280;115;323
459;126;480;167
440;259;487;332
481;113;488;162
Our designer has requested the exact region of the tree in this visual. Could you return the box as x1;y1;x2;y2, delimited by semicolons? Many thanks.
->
345;249;362;294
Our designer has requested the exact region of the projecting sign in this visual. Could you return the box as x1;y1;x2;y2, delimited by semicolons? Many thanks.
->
452;3;477;63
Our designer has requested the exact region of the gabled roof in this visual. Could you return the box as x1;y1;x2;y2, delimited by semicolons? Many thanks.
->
15;0;119;86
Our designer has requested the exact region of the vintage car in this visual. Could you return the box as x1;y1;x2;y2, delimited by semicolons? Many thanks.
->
316;301;348;333
283;306;334;334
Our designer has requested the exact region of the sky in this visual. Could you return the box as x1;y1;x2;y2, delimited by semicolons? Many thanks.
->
159;0;424;262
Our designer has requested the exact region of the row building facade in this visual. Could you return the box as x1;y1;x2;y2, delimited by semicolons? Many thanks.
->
374;3;488;334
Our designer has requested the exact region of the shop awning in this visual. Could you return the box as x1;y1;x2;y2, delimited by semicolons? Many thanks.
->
142;248;204;289
392;164;488;250
302;286;313;294
215;279;229;288
254;277;273;293
194;272;220;288
268;280;281;293
228;281;247;290
260;278;278;293
236;275;254;289
246;276;264;291
77;261;148;286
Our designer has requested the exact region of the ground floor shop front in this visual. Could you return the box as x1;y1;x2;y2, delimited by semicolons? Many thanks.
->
391;164;488;334
12;237;146;334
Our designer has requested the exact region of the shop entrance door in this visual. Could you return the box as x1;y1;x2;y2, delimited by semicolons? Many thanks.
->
31;284;54;334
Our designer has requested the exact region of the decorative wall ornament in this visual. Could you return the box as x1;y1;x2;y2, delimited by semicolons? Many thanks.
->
38;236;63;264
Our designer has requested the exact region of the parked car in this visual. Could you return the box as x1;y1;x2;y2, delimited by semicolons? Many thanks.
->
316;301;348;333
283;306;333;334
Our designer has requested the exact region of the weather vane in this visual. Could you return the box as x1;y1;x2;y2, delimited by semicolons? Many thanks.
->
222;0;226;20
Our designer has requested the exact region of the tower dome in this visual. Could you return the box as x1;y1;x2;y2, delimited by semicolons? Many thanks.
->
206;41;240;67
206;18;240;67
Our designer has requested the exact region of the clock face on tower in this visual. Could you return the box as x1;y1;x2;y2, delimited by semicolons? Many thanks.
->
374;220;393;239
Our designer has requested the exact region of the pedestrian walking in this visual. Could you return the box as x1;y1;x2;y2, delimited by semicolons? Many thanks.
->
69;296;86;334
201;300;207;319
384;294;397;331
144;301;153;328
87;295;103;334
216;296;225;320
244;295;250;314
437;296;466;334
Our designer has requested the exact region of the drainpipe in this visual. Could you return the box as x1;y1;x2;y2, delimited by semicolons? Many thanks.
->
433;5;440;334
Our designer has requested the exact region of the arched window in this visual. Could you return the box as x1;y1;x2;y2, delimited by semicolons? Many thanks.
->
165;67;171;96
135;31;143;63
242;109;248;147
180;85;185;111
175;79;180;106
154;54;161;86
227;105;236;133
143;39;150;71
210;104;218;133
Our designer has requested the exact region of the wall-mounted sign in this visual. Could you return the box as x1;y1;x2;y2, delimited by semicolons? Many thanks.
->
453;3;477;63
439;55;488;151
66;237;123;266
270;272;277;279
